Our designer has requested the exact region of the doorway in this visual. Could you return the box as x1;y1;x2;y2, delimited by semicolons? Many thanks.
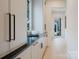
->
52;10;66;39
54;17;61;36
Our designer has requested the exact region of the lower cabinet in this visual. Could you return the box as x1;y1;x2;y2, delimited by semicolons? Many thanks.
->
14;38;47;59
32;40;41;59
14;46;32;59
40;37;47;58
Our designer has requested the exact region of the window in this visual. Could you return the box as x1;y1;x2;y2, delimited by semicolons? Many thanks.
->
27;0;29;21
27;0;33;31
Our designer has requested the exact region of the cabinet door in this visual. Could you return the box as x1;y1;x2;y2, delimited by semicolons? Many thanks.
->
14;46;32;59
40;37;46;58
32;41;41;59
10;0;27;51
0;0;10;58
44;37;47;47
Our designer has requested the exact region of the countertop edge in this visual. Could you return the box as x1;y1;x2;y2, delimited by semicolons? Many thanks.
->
1;43;29;59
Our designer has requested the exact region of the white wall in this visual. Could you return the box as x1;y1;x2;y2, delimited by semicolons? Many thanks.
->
66;0;78;58
45;0;78;58
47;0;66;8
32;0;44;33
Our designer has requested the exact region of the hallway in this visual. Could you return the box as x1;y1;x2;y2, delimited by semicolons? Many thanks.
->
43;37;69;59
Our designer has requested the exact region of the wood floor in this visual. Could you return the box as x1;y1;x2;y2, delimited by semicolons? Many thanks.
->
43;37;69;59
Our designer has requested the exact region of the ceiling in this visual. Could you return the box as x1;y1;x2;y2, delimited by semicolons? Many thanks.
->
46;0;65;2
44;0;66;5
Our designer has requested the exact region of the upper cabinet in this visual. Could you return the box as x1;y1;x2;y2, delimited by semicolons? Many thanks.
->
0;0;10;57
0;0;27;58
10;0;27;51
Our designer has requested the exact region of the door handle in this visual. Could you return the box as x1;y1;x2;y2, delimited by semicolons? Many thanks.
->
5;13;15;42
41;43;43;48
65;16;67;29
11;14;15;40
9;13;11;42
5;13;11;42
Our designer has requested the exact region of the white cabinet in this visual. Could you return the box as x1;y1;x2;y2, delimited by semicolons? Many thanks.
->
14;46;32;59
10;0;27;51
32;40;41;59
0;0;10;57
40;37;47;58
14;38;47;59
0;0;27;58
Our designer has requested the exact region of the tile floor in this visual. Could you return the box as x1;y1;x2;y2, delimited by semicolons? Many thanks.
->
43;37;69;59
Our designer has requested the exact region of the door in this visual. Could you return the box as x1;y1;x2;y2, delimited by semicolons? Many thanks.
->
10;0;27;51
0;0;10;58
